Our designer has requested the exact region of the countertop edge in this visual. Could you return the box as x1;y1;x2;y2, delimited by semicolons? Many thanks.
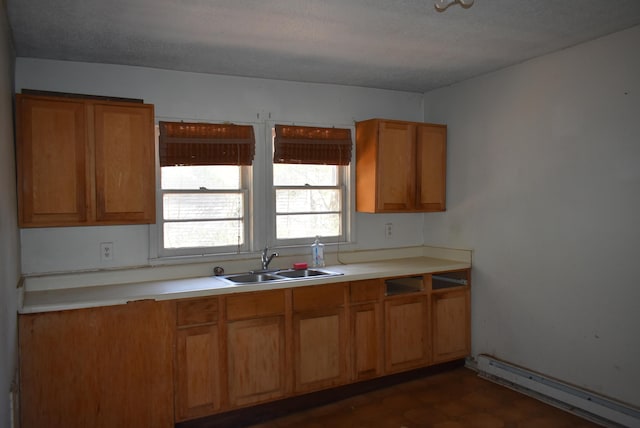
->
20;257;471;314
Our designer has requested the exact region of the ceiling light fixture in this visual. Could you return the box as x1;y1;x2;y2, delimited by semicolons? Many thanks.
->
434;0;474;12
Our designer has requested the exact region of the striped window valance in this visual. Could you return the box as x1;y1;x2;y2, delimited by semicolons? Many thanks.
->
159;121;255;166
273;124;352;165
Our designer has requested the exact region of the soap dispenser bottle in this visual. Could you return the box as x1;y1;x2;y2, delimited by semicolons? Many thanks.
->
311;236;325;268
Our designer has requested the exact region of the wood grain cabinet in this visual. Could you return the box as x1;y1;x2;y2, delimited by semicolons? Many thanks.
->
225;290;288;408
431;270;471;363
355;118;446;213
384;293;431;373
349;279;384;381
18;270;471;426
18;301;174;428
175;297;222;421
382;275;432;373
15;94;155;227
292;283;349;393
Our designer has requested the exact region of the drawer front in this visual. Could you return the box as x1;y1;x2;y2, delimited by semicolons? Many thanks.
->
226;289;286;321
293;283;346;312
350;279;382;303
177;297;218;326
431;269;470;290
385;276;425;296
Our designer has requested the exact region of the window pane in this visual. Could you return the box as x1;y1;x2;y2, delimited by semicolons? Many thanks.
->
161;165;240;190
164;220;243;248
276;214;340;239
273;164;337;186
275;189;340;213
164;193;243;220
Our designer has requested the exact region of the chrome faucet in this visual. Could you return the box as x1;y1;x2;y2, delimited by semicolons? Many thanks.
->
260;246;279;270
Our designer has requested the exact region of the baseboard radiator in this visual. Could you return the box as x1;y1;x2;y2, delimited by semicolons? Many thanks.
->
475;354;640;428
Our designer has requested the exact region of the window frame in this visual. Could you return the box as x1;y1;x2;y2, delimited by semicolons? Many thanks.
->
152;122;256;259
150;119;354;260
267;120;355;248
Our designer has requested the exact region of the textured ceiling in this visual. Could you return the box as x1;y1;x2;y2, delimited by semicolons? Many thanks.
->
7;0;640;93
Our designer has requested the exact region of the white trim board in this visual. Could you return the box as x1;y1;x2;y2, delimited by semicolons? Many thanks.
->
475;354;640;428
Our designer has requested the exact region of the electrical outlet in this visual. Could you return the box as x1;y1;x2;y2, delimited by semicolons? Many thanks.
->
100;242;114;261
385;222;393;239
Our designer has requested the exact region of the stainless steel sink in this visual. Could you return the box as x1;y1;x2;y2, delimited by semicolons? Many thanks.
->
221;273;282;283
275;269;329;278
218;268;342;284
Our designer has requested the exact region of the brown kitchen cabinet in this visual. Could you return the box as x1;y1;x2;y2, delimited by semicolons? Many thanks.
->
18;268;470;426
431;270;471;363
15;94;155;227
349;279;384;381
18;300;174;428
225;290;289;408
175;297;223;421
384;275;431;373
355;118;446;213
292;283;349;393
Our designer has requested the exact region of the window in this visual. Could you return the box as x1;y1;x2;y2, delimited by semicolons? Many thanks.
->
161;165;247;250
158;121;254;256
272;124;353;245
155;120;353;258
274;163;342;240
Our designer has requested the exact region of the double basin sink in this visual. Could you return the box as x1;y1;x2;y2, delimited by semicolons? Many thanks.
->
218;268;343;284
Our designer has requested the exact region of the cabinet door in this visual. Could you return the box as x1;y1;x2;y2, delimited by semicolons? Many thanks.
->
293;307;347;392
351;302;383;381
175;324;222;421
19;301;174;428
93;103;155;223
377;120;416;211
227;316;287;407
384;295;430;373
416;124;446;211
432;289;470;363
16;96;88;226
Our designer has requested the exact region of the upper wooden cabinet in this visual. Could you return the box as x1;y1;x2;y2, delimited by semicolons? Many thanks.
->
355;118;446;213
15;94;156;227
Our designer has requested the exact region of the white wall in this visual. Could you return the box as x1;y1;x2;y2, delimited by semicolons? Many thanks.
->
15;59;427;274
423;25;640;407
0;2;19;427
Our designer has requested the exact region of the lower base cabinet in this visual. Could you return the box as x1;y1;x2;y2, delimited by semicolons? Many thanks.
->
292;283;348;393
19;300;174;428
350;303;384;380
350;279;384;381
432;289;471;363
175;323;222;420
226;289;288;407
175;297;222;421
19;269;470;425
384;295;431;373
294;308;347;391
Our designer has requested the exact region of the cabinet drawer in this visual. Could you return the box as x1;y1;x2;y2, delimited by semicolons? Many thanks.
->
293;283;346;312
177;297;218;326
432;270;469;290
385;276;424;296
350;280;382;303
226;290;285;321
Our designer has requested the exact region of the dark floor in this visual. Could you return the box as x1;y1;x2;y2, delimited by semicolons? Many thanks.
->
246;367;601;428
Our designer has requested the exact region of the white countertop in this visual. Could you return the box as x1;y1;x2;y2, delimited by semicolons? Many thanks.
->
20;256;470;314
